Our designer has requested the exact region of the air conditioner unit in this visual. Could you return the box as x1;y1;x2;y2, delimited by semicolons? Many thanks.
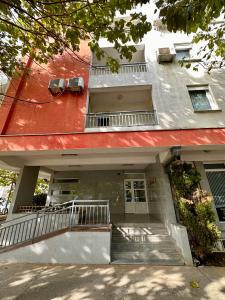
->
153;19;167;31
157;47;176;63
67;77;84;92
48;79;65;96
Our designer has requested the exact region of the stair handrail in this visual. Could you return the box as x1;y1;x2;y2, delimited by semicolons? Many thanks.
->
0;199;76;227
1;199;110;226
0;204;75;249
0;200;111;250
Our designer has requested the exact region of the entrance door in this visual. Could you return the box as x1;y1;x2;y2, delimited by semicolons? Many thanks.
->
124;179;148;213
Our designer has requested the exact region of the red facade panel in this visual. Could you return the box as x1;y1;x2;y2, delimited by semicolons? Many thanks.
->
0;42;91;135
0;129;225;152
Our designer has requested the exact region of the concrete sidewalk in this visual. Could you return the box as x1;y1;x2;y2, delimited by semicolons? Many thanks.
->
0;263;225;300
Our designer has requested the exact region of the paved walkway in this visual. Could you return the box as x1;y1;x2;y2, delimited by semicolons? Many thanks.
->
0;263;225;299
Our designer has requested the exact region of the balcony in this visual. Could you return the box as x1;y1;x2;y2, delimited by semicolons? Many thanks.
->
89;45;150;88
86;86;157;130
90;63;147;76
86;110;157;128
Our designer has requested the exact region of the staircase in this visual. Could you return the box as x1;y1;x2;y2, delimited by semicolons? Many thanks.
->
111;223;184;265
0;200;110;252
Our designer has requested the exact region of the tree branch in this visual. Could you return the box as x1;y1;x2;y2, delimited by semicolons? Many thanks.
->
0;17;47;36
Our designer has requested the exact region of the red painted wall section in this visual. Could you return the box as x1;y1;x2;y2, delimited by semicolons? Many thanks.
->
2;41;91;134
0;67;29;134
0;129;225;152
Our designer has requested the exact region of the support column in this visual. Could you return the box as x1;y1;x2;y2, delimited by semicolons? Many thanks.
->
9;166;40;215
145;155;177;225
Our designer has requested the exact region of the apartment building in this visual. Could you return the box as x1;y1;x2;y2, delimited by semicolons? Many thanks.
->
0;8;224;265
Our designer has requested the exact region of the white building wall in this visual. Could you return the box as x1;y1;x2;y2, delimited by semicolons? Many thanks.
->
88;3;225;131
145;157;177;226
0;231;111;264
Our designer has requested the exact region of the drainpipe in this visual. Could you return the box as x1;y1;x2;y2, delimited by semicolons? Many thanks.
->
0;57;33;135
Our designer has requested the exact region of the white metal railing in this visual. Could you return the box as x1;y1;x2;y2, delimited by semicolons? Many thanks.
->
86;110;157;128
0;200;110;250
90;63;147;75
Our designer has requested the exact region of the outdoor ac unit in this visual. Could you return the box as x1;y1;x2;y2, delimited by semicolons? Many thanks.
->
157;47;176;63
48;79;65;96
67;77;84;92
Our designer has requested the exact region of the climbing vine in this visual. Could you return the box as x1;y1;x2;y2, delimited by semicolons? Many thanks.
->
169;161;220;260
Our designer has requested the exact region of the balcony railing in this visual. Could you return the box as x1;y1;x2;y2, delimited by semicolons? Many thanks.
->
90;63;147;76
86;110;157;128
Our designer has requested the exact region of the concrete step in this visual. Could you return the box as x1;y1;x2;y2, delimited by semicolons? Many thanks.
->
112;223;165;227
111;242;177;251
112;226;168;236
112;234;170;242
111;250;182;260
111;223;184;265
111;258;184;265
112;224;166;229
112;231;168;237
112;244;181;254
112;230;168;237
112;232;169;237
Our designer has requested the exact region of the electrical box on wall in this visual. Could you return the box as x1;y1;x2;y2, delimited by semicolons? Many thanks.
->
67;77;84;92
48;79;65;96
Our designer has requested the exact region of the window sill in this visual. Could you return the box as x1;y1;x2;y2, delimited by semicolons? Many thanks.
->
177;58;202;63
194;109;222;113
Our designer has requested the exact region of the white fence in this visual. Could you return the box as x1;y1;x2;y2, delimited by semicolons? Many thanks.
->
90;63;147;75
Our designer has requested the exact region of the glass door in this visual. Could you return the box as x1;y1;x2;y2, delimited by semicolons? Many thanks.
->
124;179;148;213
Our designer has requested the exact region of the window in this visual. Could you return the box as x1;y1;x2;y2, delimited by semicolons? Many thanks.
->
174;43;192;61
175;49;190;60
189;90;211;111
187;85;219;112
0;72;9;104
124;179;147;203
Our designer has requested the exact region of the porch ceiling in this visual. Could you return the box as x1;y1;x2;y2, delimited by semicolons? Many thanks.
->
48;163;149;171
0;151;156;172
2;145;225;172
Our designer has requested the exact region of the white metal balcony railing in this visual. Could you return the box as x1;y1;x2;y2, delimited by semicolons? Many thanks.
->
0;200;110;250
90;63;147;76
86;110;157;128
